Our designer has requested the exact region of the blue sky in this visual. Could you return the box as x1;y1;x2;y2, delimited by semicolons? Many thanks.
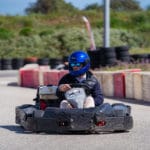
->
0;0;149;15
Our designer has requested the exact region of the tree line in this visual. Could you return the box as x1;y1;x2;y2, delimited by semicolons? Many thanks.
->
26;0;150;14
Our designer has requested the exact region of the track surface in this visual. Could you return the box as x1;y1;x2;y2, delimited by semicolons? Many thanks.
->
0;71;150;150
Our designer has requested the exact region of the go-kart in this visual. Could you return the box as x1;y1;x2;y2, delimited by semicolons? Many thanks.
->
15;83;133;133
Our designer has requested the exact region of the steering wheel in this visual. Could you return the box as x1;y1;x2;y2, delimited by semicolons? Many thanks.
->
69;83;91;95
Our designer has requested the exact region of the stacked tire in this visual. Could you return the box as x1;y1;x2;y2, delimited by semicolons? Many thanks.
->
115;46;130;63
0;59;1;70
87;49;102;69
1;58;12;70
131;54;149;63
12;58;25;69
49;58;63;69
101;47;117;67
87;47;117;69
38;58;49;66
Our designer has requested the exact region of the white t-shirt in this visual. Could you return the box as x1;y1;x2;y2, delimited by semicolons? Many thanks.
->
76;74;86;83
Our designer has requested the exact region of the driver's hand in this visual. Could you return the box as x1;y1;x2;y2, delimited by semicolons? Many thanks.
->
59;84;71;92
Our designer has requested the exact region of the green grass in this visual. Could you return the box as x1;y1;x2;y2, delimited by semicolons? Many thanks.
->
98;63;150;71
130;48;150;54
0;10;150;59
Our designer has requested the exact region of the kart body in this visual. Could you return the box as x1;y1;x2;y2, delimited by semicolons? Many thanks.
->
15;84;133;133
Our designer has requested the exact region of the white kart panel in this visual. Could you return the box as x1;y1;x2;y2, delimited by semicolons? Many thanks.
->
39;85;58;100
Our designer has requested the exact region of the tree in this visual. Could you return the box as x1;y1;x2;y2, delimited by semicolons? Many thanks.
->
110;0;142;11
146;5;150;11
84;3;103;11
26;0;77;14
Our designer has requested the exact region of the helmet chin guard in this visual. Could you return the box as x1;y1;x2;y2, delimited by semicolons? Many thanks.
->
68;51;90;77
70;64;90;77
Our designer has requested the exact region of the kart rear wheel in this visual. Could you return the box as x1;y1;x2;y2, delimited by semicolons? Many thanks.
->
112;103;131;117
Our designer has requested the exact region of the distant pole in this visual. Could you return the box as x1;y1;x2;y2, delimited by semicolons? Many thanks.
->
103;0;110;47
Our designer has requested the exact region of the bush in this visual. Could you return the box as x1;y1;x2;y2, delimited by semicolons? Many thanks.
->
0;28;14;40
39;29;54;36
0;27;145;58
19;27;35;36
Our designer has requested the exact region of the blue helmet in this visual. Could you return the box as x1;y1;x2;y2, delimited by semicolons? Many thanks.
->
68;50;90;77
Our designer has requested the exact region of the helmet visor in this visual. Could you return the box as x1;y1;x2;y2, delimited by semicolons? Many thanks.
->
70;62;82;67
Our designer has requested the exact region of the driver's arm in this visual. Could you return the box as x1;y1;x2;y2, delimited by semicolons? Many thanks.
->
58;84;71;92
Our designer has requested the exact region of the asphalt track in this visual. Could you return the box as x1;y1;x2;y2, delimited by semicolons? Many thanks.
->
0;71;150;150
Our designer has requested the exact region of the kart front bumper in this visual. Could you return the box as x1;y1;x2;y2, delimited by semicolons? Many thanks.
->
15;104;133;133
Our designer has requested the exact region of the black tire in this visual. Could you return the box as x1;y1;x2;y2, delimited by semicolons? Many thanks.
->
87;49;102;69
148;54;150;63
38;58;50;65
117;51;130;58
105;58;117;66
130;54;139;62
12;58;25;69
112;103;131;117
102;47;116;59
115;46;129;53
130;54;149;63
1;58;12;70
100;47;117;66
0;59;2;70
115;46;130;62
49;58;63;69
105;51;116;58
138;54;149;63
119;56;131;63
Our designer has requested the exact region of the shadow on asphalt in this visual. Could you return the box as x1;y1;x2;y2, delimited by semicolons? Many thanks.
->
0;125;129;135
0;125;32;134
7;82;18;87
106;97;150;106
7;82;36;90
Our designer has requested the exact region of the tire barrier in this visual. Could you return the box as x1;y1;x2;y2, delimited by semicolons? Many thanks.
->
19;68;39;88
43;70;69;86
125;69;142;99
94;71;115;97
12;58;25;70
0;57;65;70
132;72;150;101
49;58;63;69
18;66;150;102
101;47;117;66
43;70;60;86
130;54;149;63
0;59;1;70
19;65;50;88
37;58;50;66
59;70;69;79
113;72;126;98
87;47;117;68
115;46;130;63
88;46;133;69
125;72;134;99
133;73;142;100
87;49;102;69
94;69;142;99
88;46;149;69
1;58;12;70
142;72;150;101
0;52;149;70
